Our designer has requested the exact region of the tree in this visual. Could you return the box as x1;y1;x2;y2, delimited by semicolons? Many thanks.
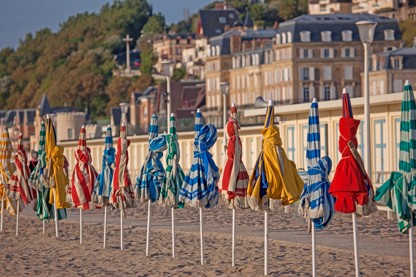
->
142;13;166;35
399;20;416;47
172;67;186;81
278;0;307;21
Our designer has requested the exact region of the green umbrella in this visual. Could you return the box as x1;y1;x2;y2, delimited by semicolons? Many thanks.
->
375;80;416;276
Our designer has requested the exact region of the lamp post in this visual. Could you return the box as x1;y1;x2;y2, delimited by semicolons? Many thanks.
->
119;102;129;129
220;82;229;148
356;20;377;182
162;60;175;131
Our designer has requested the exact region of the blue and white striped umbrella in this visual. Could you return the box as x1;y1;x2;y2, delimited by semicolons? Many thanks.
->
94;126;115;206
299;99;335;231
180;124;219;208
136;114;167;202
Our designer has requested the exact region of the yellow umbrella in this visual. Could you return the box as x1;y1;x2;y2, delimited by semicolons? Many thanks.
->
247;100;303;276
0;128;15;230
45;117;70;236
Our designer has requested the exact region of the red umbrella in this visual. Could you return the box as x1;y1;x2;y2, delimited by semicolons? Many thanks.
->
110;124;135;250
329;89;376;277
71;126;98;244
6;133;34;236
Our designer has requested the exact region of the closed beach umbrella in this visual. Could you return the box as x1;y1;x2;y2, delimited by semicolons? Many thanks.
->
159;114;184;208
6;133;34;236
136;114;167;256
94;125;115;206
218;103;249;267
28;121;51;234
45;117;69;237
180;122;219;265
298;98;334;277
136;114;166;202
0;128;14;230
110;123;135;250
247;100;303;276
329;89;376;277
94;125;115;248
71;126;98;244
71;126;97;210
219;103;249;209
375;80;416;276
159;114;185;258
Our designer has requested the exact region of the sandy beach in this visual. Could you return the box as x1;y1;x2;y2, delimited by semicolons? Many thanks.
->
0;203;412;277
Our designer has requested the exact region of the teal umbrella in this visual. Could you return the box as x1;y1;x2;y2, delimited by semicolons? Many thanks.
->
375;80;416;276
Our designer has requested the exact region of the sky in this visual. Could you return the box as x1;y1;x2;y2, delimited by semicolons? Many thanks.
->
0;0;213;50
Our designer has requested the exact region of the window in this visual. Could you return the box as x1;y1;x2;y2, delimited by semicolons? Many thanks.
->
301;67;309;81
229;13;234;19
321;48;333;58
282;33;287;44
219;17;226;24
287;32;292;43
215;29;221;34
342;47;355;58
321;31;332;42
300;31;310;42
323;66;332;80
303;86;310;102
384;29;395;41
275;34;281;44
67;128;74;140
394;79;403;92
300;48;312;58
324;86;331;101
342;30;352;41
391;57;403;69
344;66;353;80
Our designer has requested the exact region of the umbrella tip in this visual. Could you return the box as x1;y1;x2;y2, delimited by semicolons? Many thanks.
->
81;125;85;129
107;124;111;128
405;80;410;86
231;102;236;107
121;123;126;127
342;88;348;94
46;114;50;119
197;108;200;113
312;98;317;103
268;100;273;106
170;113;174;117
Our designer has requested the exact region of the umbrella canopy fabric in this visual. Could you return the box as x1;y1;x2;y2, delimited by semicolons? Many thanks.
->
180;124;219;208
0;128;15;214
6;133;34;205
94;125;115;206
136;114;167;202
71;126;98;210
329;91;376;215
45;118;69;220
247;103;303;210
110;125;135;210
298;100;335;231
159;114;185;207
28;121;52;220
219;105;249;209
375;82;416;233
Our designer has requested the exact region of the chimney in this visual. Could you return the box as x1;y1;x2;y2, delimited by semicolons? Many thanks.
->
224;0;228;10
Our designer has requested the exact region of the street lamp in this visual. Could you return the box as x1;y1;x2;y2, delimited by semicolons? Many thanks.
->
162;60;175;131
356;20;377;181
220;82;229;149
119;102;129;126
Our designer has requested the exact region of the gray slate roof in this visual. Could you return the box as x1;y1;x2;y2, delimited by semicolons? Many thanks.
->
277;13;401;42
377;47;416;69
199;9;242;37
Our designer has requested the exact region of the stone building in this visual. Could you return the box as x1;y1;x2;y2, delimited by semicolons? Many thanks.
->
204;13;403;125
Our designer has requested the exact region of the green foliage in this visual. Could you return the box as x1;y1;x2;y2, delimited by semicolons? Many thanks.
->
142;13;166;35
399;20;416;47
172;67;186;81
0;0;153;118
278;0;308;21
